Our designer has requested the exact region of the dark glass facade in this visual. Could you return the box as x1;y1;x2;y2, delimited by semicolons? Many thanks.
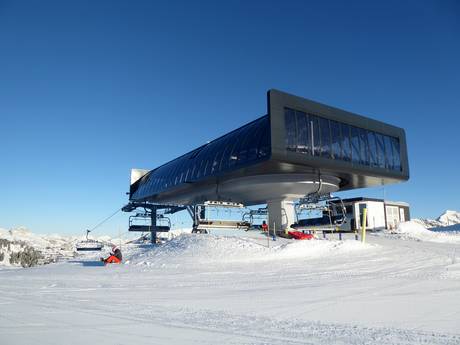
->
284;107;402;171
132;115;271;200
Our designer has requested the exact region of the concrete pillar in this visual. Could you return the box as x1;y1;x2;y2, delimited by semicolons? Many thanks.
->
150;208;157;244
267;199;296;235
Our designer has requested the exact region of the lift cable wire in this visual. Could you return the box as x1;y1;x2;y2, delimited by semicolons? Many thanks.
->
87;207;123;234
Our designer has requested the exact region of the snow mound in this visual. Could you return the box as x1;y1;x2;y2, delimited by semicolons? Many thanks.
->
127;234;375;266
393;221;460;243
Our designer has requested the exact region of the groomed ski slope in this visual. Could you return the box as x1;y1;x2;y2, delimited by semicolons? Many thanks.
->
1;227;459;345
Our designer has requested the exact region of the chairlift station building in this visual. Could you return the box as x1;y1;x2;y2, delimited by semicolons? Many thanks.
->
127;90;409;234
335;197;410;232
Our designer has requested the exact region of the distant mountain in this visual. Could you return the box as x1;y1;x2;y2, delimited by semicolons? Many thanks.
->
0;227;151;268
414;210;460;229
0;227;78;267
437;210;460;226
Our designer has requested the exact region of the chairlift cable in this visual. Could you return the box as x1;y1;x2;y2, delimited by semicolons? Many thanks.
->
87;207;123;233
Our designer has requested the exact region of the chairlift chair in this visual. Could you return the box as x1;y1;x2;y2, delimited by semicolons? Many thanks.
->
291;195;347;232
242;207;268;231
76;230;104;252
128;212;171;232
192;202;250;233
128;212;152;232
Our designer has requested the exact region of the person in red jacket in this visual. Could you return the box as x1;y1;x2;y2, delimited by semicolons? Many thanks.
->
261;221;268;232
101;245;122;264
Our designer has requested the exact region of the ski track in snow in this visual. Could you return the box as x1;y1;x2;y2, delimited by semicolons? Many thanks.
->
0;232;460;344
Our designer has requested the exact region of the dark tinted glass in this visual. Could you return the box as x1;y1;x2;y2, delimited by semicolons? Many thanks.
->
246;122;263;161
229;125;252;168
309;114;321;156
257;120;270;158
285;108;296;151
391;137;401;171
384;135;394;170
375;133;385;168
367;131;378;167
283;107;403;173
350;126;361;164
295;110;310;154
341;123;351;162
330;120;342;160
319;117;331;158
359;128;369;165
132;116;271;200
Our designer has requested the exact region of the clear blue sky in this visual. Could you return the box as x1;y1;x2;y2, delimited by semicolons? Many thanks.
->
1;0;459;236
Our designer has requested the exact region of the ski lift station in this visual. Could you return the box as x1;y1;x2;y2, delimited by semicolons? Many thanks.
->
332;197;410;232
123;89;409;242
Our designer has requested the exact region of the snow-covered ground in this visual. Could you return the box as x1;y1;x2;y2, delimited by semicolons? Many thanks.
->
382;220;460;243
1;225;459;345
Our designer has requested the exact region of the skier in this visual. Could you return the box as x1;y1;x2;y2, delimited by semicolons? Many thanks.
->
261;220;268;232
101;245;122;264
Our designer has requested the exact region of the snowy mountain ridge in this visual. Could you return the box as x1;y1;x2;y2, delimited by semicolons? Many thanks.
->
437;210;460;225
0;226;189;267
0;227;114;267
414;210;460;229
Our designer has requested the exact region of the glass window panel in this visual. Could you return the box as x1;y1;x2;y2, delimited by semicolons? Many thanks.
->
210;137;229;174
200;150;212;178
359;128;369;165
295;110;310;154
184;166;192;182
340;123;351;162
218;131;238;172
384;135;394;170
154;170;163;190
319;117;331;158
367;131;378;167
164;163;175;187
228;125;251;168
154;176;161;193
330;120;342;160
145;176;152;193
188;160;198;182
391;137;401;171
195;144;213;180
189;159;200;181
284;108;297;152
173;163;182;185
163;167;172;188
309;114;321;156
202;159;211;178
195;157;206;180
203;142;221;177
350;126;361;164
245;119;265;162
158;169;166;189
156;171;164;190
237;122;257;164
171;159;184;186
180;153;195;183
375;133;385;168
257;120;270;158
